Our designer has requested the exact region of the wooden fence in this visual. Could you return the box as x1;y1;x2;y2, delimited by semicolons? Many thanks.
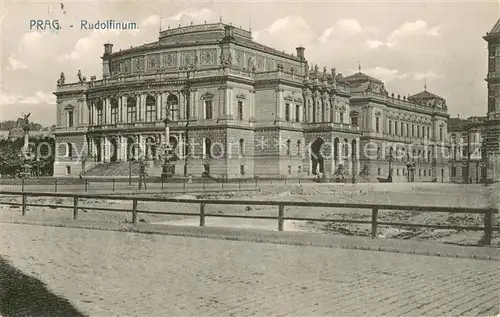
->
0;191;498;245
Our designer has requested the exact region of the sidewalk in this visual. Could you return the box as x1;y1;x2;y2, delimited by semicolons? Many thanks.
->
3;219;499;260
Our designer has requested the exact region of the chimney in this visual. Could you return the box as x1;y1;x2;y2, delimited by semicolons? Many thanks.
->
296;46;305;59
104;43;113;56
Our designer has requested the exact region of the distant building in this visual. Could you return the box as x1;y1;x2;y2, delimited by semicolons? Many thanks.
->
53;22;450;181
448;116;487;183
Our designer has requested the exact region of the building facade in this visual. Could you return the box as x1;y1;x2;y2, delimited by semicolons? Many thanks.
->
53;22;450;182
483;18;500;181
448;116;487;183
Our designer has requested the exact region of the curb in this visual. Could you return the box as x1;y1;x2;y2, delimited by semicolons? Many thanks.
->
1;220;499;261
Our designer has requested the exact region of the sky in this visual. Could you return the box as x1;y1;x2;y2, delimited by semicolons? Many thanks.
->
1;0;500;127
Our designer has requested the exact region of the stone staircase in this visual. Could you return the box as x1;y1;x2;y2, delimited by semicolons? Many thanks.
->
83;161;141;177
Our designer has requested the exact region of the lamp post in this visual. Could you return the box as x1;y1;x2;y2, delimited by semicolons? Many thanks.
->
181;66;195;176
161;109;176;179
388;148;393;182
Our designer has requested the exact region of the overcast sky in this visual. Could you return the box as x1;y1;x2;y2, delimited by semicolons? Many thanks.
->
1;0;499;126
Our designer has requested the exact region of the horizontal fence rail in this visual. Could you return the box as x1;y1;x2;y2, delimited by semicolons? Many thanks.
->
0;191;498;246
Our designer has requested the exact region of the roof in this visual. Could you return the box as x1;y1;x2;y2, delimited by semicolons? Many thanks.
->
408;90;444;100
489;18;500;34
342;72;383;84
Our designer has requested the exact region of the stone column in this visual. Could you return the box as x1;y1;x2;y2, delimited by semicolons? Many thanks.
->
356;139;361;176
100;137;105;163
226;86;232;118
156;92;162;121
179;91;185;120
135;95;141;122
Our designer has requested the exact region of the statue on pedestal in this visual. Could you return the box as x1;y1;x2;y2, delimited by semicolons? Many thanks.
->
57;72;65;86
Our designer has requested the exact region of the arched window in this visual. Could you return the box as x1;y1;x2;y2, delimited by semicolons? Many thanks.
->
297;140;302;156
110;99;119;124
145;95;156;122
67;143;73;157
166;94;178;121
238;101;244;120
286;139;291;156
239;139;244;156
65;105;74;127
126;96;137;122
97;99;104;125
204;138;212;158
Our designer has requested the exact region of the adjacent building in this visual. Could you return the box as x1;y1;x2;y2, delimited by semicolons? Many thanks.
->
53;22;450;181
483;18;500;181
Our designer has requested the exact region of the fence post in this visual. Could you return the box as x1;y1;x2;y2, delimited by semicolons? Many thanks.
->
73;197;79;220
203;178;206;190
85;179;88;192
278;204;285;231
161;177;164;191
132;199;138;224
21;194;26;216
483;210;493;246
371;207;379;239
183;177;186;190
200;202;206;227
238;178;241;189
54;179;58;192
21;177;25;192
112;179;115;192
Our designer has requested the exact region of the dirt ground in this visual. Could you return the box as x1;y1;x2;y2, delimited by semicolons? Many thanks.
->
0;183;498;247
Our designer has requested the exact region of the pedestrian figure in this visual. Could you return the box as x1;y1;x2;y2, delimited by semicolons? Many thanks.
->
138;157;148;190
188;174;193;184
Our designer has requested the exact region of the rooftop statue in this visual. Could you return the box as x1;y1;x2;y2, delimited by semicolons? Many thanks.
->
19;113;31;131
57;72;65;86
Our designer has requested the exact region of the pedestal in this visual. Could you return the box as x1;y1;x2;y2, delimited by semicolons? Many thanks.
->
161;163;175;178
22;163;31;178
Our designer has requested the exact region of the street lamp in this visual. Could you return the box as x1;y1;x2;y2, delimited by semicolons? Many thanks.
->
388;148;393;182
180;65;196;176
161;109;176;179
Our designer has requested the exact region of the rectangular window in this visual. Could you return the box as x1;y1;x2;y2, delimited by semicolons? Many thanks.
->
66;166;71;175
417;125;420;138
298;166;302;173
97;107;103;125
395;122;398;136
205;101;213;120
401;122;404;136
288;166;292;175
439;127;443;141
427;127;430;139
127;105;136;123
67;111;74;127
389;120;392;135
238;101;243;120
295;105;300;122
285;103;290;121
352;116;358;127
111;106;119;124
412;125;415;138
339;112;344;124
375;117;379;132
451;166;456;177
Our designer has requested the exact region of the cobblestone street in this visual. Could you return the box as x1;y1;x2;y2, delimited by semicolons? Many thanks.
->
0;223;498;316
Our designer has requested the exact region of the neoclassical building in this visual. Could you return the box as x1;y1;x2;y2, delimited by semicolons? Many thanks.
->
53;22;450;181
